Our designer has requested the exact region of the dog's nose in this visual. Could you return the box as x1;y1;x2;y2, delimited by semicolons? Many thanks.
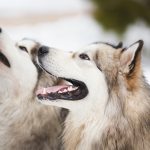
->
0;28;2;33
38;46;49;57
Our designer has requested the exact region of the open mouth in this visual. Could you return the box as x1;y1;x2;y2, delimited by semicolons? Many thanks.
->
0;51;10;67
36;78;88;101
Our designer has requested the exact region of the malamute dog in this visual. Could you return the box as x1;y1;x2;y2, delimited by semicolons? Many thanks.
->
37;40;150;150
0;28;63;150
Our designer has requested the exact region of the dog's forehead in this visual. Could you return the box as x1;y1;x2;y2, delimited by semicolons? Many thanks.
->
86;43;115;51
80;43;117;55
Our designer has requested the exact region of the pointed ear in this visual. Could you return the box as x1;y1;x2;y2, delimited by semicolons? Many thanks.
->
116;41;123;49
120;40;144;74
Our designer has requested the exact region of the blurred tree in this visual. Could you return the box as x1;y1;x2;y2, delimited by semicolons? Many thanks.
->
92;0;150;35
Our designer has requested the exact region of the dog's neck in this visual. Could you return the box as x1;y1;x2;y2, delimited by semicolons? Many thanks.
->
63;95;109;150
63;81;150;150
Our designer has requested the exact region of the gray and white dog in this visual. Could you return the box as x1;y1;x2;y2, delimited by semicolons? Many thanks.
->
0;28;64;150
37;40;150;150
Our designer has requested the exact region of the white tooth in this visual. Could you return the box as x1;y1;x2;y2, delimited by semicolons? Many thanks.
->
68;86;72;91
58;91;63;93
42;88;47;94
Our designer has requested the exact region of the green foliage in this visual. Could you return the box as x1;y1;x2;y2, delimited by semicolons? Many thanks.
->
92;0;150;35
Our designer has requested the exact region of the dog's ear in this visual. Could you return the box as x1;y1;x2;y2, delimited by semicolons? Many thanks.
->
120;40;144;75
116;41;123;49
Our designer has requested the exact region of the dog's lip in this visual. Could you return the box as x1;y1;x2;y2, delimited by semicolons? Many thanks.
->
37;60;54;76
0;50;11;68
37;78;89;101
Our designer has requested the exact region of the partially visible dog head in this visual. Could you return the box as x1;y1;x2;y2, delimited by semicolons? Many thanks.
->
17;38;40;63
0;28;58;103
36;40;144;111
0;28;37;101
16;38;58;94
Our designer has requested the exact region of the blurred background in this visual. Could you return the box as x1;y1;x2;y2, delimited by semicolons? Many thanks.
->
0;0;150;82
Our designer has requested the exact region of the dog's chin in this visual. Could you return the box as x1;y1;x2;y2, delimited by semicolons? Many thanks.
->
36;78;89;102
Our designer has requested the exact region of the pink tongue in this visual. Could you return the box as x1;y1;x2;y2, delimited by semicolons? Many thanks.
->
36;85;69;95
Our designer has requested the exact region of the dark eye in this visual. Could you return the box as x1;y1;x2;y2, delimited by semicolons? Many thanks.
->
79;53;90;60
19;46;28;53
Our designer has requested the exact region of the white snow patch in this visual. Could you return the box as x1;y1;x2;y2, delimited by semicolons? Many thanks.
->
0;0;91;18
124;21;150;53
5;15;119;50
143;58;150;84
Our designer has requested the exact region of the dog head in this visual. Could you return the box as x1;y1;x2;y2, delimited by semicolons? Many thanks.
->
0;28;58;103
36;40;144;111
0;28;37;101
16;38;58;95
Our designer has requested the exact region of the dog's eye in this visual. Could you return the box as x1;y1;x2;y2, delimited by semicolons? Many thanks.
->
19;46;28;53
79;53;90;60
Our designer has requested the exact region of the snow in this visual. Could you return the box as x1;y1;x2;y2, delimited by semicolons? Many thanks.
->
0;0;91;18
5;15;119;50
143;58;150;84
124;21;150;53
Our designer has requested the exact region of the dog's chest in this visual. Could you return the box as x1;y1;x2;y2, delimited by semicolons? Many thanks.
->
64;114;105;150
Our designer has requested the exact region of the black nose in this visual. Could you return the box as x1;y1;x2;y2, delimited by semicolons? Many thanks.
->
38;46;49;57
0;28;2;33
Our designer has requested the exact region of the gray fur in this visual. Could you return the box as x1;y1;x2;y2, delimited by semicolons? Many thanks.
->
37;41;150;150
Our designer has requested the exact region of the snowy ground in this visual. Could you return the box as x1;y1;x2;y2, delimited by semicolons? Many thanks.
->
0;0;150;83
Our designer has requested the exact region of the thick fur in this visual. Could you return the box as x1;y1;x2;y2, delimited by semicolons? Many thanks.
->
0;31;63;150
38;41;150;150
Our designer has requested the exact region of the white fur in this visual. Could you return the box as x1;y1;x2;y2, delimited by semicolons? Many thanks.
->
0;31;37;103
